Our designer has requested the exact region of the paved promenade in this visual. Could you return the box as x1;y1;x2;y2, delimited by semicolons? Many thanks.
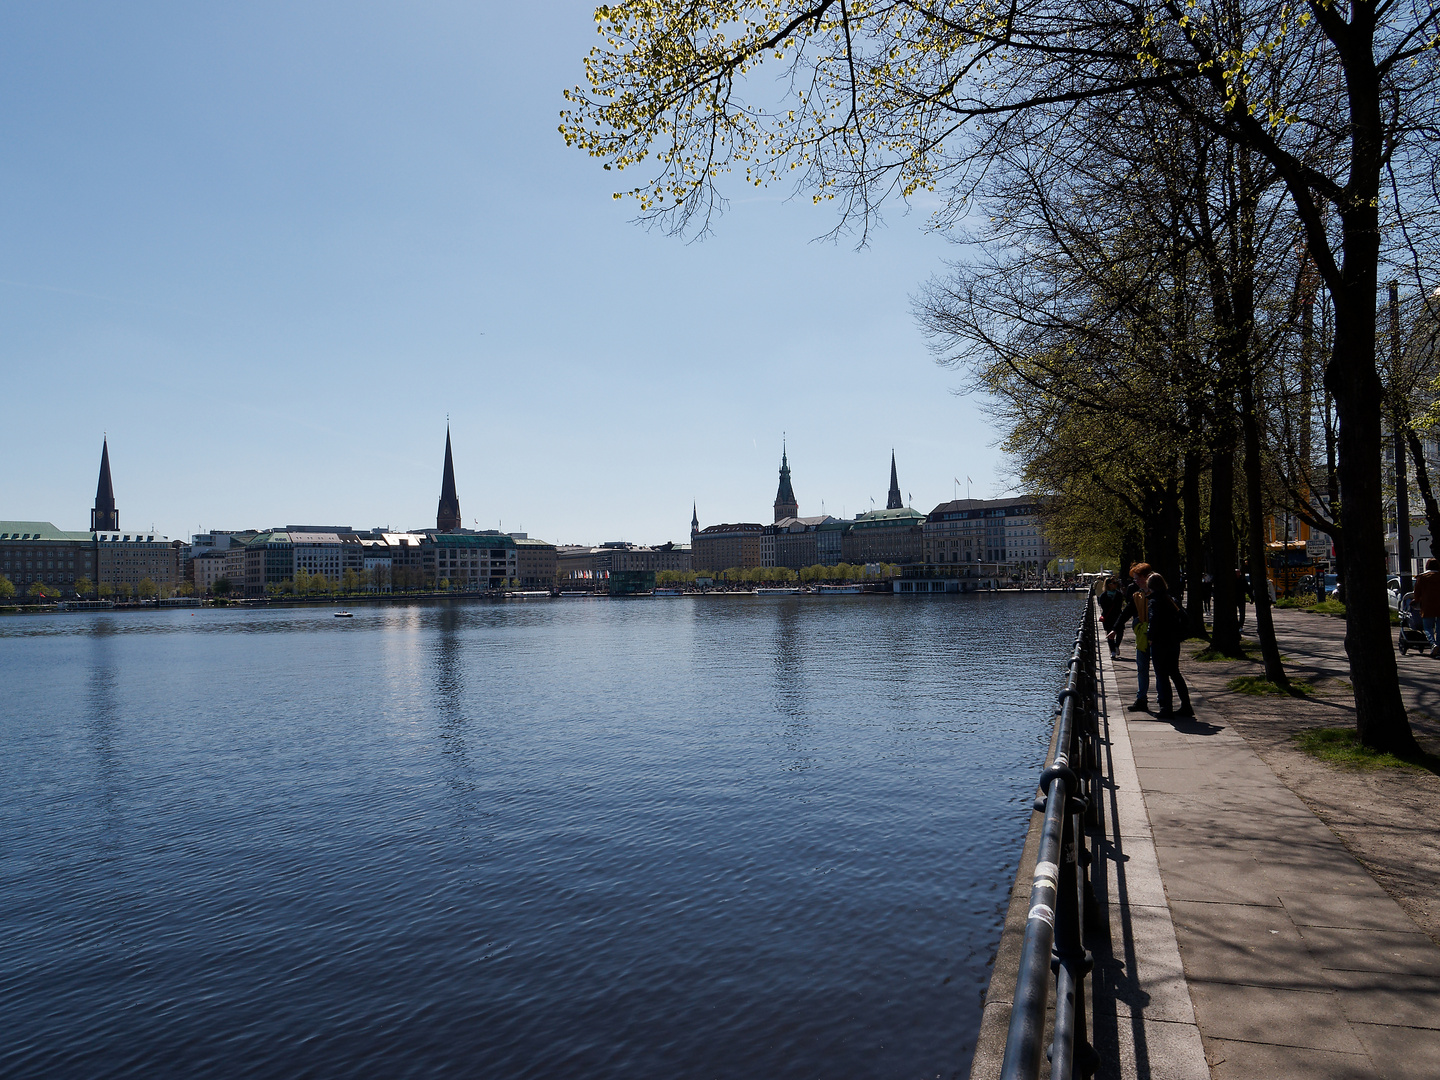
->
1100;610;1440;1078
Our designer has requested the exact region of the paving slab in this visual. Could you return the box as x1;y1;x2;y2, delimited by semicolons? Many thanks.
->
1108;613;1440;1079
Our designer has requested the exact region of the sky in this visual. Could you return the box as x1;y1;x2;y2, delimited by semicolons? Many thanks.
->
0;2;1009;546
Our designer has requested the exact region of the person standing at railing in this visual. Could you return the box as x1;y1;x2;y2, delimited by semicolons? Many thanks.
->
1099;576;1126;658
1120;562;1153;712
1145;573;1194;718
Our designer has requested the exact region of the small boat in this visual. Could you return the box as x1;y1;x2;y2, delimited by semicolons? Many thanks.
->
653;587;684;597
334;610;353;617
754;586;800;595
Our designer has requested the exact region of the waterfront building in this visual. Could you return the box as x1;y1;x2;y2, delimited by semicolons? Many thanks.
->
557;541;689;583
192;548;231;593
841;507;927;565
923;497;1054;574
91;438;118;531
0;522;96;594
436;427;461;532
513;536;558;588
773;444;798;522
223;544;248;589
288;531;347;583
95;531;182;592
379;532;428;590
244;531;295;596
431;531;518;589
692;521;766;572
771;515;837;569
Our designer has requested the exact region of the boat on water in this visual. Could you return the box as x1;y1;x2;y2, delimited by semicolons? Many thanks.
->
753;586;800;596
504;590;553;599
334;611;353;618
816;584;862;594
558;591;595;598
653;587;684;597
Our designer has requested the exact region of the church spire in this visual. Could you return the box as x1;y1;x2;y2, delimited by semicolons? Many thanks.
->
91;437;118;531
691;502;700;537
773;439;798;522
436;426;461;532
886;450;903;509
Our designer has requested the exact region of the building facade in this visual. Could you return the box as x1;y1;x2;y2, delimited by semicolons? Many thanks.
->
0;522;95;595
841;507;927;564
691;522;765;571
771;515;836;569
95;531;182;592
923;497;1055;574
431;531;518;589
513;536;558;587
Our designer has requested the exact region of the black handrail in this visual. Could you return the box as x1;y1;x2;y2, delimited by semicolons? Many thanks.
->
999;600;1101;1080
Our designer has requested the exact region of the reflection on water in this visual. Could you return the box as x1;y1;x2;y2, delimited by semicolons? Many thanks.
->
0;594;1080;1079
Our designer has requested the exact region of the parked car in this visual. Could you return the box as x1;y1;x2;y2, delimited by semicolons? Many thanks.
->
1388;576;1403;609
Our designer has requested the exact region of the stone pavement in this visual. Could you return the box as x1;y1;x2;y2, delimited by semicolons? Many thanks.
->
1103;616;1440;1079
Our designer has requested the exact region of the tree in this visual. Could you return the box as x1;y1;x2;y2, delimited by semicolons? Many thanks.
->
0;575;15;600
98;582;115;600
563;0;1440;751
28;581;59;601
74;576;93;598
137;577;158;601
214;577;232;596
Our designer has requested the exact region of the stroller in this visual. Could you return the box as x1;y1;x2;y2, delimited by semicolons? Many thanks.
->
1397;592;1432;656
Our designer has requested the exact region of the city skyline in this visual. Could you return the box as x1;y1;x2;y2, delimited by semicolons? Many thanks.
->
29;429;1023;550
0;3;1007;546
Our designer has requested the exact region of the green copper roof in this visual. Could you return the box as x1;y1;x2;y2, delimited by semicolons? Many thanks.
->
849;507;927;529
0;521;94;542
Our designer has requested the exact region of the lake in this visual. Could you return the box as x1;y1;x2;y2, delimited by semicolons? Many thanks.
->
0;593;1080;1078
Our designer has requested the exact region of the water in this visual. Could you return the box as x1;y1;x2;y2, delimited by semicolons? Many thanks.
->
0;593;1081;1079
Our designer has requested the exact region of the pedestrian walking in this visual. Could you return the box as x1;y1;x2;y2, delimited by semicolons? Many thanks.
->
1412;558;1440;656
1236;568;1248;630
1099;576;1126;658
1121;562;1153;712
1146;573;1194;719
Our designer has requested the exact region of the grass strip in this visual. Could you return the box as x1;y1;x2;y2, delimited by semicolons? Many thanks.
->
1294;727;1440;775
1227;674;1313;696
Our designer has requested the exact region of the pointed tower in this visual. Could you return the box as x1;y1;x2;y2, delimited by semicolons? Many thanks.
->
691;503;700;539
91;437;119;531
774;442;798;522
886;451;904;509
436;427;461;532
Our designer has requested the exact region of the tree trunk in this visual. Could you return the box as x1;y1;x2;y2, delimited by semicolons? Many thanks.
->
1209;433;1242;655
1329;300;1418;753
1183;449;1209;637
1241;378;1290;687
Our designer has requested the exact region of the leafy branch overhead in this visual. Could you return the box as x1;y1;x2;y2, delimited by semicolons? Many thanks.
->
560;0;1438;247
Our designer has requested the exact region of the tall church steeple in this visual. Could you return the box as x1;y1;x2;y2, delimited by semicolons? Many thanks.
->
886;450;904;509
691;502;700;538
91;437;118;531
436;427;461;532
774;440;798;522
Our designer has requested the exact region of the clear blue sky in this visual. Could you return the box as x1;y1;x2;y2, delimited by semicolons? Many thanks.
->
0;2;1005;546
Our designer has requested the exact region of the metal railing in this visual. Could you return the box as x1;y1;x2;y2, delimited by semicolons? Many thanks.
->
999;600;1102;1080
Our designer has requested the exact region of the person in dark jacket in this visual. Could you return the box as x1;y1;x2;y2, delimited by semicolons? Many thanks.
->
1146;573;1193;719
1099;576;1126;658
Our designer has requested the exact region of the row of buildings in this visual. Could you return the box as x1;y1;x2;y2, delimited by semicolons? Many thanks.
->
688;448;1055;577
2;433;562;599
3;435;1060;600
